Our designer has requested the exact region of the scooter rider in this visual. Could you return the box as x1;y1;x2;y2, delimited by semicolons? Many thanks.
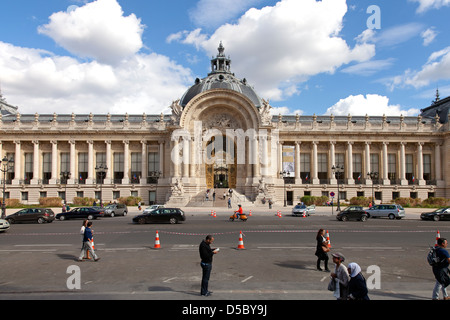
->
235;204;243;219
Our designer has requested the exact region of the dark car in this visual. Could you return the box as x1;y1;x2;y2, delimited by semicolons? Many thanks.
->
420;207;450;221
132;208;185;224
336;206;368;222
6;208;55;224
56;207;103;221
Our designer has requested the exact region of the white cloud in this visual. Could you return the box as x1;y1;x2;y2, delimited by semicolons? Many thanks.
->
367;23;424;48
386;46;450;89
325;94;419;116
410;0;450;13
341;58;395;76
169;0;375;101
0;0;193;114
38;0;145;65
189;0;262;29
421;27;438;46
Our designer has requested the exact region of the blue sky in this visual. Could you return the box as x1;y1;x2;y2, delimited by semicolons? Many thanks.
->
0;0;449;117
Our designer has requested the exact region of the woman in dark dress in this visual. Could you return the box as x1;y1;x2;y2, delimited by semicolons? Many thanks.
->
315;229;330;271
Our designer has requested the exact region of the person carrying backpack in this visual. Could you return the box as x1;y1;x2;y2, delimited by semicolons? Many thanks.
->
431;238;450;300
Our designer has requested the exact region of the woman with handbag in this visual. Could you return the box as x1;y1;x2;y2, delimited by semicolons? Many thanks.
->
315;229;330;272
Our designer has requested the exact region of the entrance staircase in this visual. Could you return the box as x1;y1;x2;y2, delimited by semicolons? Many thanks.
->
185;188;253;207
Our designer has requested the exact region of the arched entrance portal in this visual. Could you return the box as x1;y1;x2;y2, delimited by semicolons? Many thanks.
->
205;135;237;189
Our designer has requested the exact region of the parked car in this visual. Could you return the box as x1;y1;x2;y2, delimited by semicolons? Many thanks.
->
133;208;185;224
365;204;405;220
420;207;450;221
0;219;10;232
103;203;128;217
292;204;316;217
56;207;103;221
6;208;55;224
143;205;165;213
336;206;368;222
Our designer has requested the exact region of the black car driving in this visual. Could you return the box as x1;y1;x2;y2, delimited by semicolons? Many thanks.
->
56;207;104;220
420;207;450;221
336;206;368;222
132;208;185;224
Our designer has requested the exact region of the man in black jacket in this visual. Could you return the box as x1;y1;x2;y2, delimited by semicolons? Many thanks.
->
199;235;218;296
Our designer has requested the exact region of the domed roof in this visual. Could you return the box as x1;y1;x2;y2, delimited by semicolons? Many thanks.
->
180;42;262;108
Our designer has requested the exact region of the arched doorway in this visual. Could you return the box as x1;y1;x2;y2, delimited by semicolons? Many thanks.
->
205;135;237;189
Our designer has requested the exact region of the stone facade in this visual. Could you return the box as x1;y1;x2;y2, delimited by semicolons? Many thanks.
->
0;46;449;207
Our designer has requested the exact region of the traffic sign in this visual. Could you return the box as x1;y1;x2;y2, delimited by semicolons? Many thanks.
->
330;192;335;197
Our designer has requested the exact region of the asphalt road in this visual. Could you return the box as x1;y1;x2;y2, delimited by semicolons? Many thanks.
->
0;207;447;301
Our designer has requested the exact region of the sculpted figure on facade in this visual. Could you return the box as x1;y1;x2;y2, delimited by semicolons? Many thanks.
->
260;99;273;126
170;99;183;124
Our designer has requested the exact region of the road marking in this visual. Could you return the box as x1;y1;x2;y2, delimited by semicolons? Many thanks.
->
241;276;253;283
163;277;178;283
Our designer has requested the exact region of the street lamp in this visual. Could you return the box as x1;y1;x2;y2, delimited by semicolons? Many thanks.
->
332;164;344;212
60;171;71;206
1;156;14;219
367;171;379;206
279;170;290;207
95;164;108;207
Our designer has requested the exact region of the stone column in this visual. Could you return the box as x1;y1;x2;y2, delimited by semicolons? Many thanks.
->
122;140;129;184
347;141;354;185
105;140;112;183
87;140;94;184
365;142;372;185
141;140;148;185
312;141;319;184
382;142;390;185
417;142;425;185
69;140;76;184
435;142;442;181
330;141;336;184
50;141;58;184
31;141;40;185
295;142;301;180
400;142;407;185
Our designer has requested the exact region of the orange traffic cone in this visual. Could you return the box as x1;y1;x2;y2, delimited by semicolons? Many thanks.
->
435;230;441;247
237;231;245;249
302;211;306;218
213;211;216;218
326;230;331;248
154;230;161;249
249;210;252;217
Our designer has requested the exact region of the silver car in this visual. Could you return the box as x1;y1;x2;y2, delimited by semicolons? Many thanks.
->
292;204;316;217
365;204;405;220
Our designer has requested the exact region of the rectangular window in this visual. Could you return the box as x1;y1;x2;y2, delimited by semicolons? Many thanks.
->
78;153;88;184
43;153;51;183
131;153;141;183
406;154;413;181
300;153;310;182
423;154;431;180
388;154;396;181
60;152;70;173
114;153;124;182
24;153;33;183
370;153;379;174
317;153;328;180
352;153;362;181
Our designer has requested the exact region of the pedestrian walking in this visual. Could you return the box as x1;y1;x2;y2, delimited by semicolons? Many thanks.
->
432;238;450;300
315;229;330;272
199;235;219;296
78;221;100;262
347;262;370;300
80;219;89;259
330;252;350;300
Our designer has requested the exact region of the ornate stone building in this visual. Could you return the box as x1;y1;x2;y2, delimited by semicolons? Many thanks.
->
1;43;449;206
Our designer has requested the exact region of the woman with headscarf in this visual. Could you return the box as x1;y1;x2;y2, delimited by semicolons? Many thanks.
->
347;262;370;300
